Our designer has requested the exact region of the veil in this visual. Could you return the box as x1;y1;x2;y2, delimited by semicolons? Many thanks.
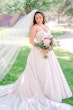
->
0;9;38;81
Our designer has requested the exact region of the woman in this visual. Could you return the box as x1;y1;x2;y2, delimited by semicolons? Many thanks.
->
0;10;73;110
29;11;72;102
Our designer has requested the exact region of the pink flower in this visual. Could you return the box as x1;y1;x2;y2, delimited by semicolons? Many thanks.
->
43;38;51;47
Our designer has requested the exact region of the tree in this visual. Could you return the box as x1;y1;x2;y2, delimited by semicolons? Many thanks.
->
63;0;73;16
0;0;53;14
61;0;73;26
0;0;3;14
22;0;52;13
47;0;65;24
1;0;25;14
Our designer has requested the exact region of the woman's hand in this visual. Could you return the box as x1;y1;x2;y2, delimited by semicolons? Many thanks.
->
44;49;49;54
37;47;49;54
36;46;49;58
41;49;49;58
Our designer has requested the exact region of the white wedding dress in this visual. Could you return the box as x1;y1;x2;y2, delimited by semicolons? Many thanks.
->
0;30;73;110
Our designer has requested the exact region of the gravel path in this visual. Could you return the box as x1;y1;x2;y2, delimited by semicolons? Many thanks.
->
57;33;73;53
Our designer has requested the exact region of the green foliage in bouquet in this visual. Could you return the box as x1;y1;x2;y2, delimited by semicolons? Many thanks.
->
34;42;49;50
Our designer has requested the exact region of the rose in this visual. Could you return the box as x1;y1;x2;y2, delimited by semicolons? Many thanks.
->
43;38;51;47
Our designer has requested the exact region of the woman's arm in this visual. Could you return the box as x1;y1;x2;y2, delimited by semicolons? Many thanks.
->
29;25;36;45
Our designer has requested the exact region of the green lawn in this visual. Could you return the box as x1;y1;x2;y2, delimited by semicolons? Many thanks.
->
0;30;73;105
54;47;73;105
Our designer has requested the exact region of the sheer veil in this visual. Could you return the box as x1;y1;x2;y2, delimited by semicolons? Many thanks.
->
0;9;38;81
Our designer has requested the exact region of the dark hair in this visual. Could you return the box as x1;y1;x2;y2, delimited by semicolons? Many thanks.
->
33;11;45;24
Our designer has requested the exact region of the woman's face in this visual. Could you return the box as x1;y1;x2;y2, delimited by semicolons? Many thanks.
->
35;13;43;24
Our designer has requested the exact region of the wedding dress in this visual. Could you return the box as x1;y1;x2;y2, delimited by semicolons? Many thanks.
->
0;30;73;110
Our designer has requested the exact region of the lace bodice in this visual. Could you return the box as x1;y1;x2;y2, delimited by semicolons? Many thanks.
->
35;30;53;43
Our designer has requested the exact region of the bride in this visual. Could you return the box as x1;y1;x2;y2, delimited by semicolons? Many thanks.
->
0;10;73;110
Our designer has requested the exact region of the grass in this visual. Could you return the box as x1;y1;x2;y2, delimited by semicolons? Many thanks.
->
0;30;73;105
51;30;69;38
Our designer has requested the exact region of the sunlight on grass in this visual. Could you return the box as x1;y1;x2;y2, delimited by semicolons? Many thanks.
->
58;39;73;53
55;47;73;60
0;28;10;37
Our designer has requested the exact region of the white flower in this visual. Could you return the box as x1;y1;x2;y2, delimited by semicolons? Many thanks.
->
43;38;51;47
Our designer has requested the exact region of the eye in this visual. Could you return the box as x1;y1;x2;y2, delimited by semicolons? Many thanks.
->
35;17;39;20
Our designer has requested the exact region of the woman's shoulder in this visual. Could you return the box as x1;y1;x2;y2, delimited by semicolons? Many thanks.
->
30;25;37;29
30;24;38;32
44;24;49;29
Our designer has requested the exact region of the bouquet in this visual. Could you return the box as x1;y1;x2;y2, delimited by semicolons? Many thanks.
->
35;37;57;58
